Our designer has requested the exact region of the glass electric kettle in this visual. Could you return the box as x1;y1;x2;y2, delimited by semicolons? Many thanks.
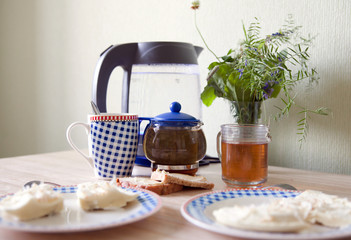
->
92;42;203;166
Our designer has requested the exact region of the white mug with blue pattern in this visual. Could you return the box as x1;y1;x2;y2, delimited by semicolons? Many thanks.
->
66;114;139;179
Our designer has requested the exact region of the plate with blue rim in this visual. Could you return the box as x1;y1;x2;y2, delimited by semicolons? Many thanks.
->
0;185;162;233
181;188;351;240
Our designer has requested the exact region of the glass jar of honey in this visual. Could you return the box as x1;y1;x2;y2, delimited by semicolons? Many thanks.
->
217;124;271;187
143;102;206;175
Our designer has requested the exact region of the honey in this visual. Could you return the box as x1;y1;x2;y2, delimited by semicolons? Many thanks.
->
221;142;268;186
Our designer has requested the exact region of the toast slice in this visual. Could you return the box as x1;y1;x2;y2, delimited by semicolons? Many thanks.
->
116;177;183;195
151;169;214;190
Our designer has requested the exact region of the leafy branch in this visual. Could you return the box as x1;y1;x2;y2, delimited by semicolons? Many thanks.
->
296;107;330;145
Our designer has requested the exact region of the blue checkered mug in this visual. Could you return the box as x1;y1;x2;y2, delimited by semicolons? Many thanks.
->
66;114;139;179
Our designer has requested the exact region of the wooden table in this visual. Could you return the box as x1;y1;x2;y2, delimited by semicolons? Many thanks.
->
0;150;351;240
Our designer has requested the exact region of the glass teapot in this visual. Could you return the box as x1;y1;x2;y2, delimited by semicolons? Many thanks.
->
143;102;207;175
92;42;203;166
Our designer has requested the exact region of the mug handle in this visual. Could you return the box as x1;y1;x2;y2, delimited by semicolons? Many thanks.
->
66;122;94;168
216;131;222;161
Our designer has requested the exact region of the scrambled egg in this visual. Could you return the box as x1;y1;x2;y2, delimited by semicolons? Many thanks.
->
0;184;63;221
77;180;138;211
213;190;351;232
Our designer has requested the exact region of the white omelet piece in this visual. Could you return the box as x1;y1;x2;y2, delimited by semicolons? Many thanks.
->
213;202;309;232
0;184;63;221
213;190;351;232
77;180;139;211
292;190;351;228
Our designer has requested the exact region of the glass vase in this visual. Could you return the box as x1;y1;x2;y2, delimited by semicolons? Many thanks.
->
230;101;262;124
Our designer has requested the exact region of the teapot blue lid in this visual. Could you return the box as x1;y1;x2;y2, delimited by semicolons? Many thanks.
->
153;102;199;124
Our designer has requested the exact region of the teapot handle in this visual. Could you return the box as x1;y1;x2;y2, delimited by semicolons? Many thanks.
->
138;117;152;149
139;117;152;132
92;43;138;113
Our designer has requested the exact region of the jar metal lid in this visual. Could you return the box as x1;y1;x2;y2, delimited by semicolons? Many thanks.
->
220;124;271;143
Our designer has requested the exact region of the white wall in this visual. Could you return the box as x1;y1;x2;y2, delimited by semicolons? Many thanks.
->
1;0;350;174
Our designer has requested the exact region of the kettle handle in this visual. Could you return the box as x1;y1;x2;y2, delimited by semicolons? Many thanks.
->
92;43;138;113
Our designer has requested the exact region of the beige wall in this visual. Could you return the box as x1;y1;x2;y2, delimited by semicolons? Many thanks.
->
1;0;350;174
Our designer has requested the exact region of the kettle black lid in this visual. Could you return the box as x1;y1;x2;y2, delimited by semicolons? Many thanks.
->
134;42;203;64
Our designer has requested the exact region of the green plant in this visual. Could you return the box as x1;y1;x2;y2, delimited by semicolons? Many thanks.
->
191;1;329;143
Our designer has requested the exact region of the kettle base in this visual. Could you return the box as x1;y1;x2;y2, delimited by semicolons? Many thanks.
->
135;156;151;167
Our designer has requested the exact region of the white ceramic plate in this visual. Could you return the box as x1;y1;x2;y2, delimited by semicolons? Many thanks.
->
0;186;162;233
181;189;351;240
